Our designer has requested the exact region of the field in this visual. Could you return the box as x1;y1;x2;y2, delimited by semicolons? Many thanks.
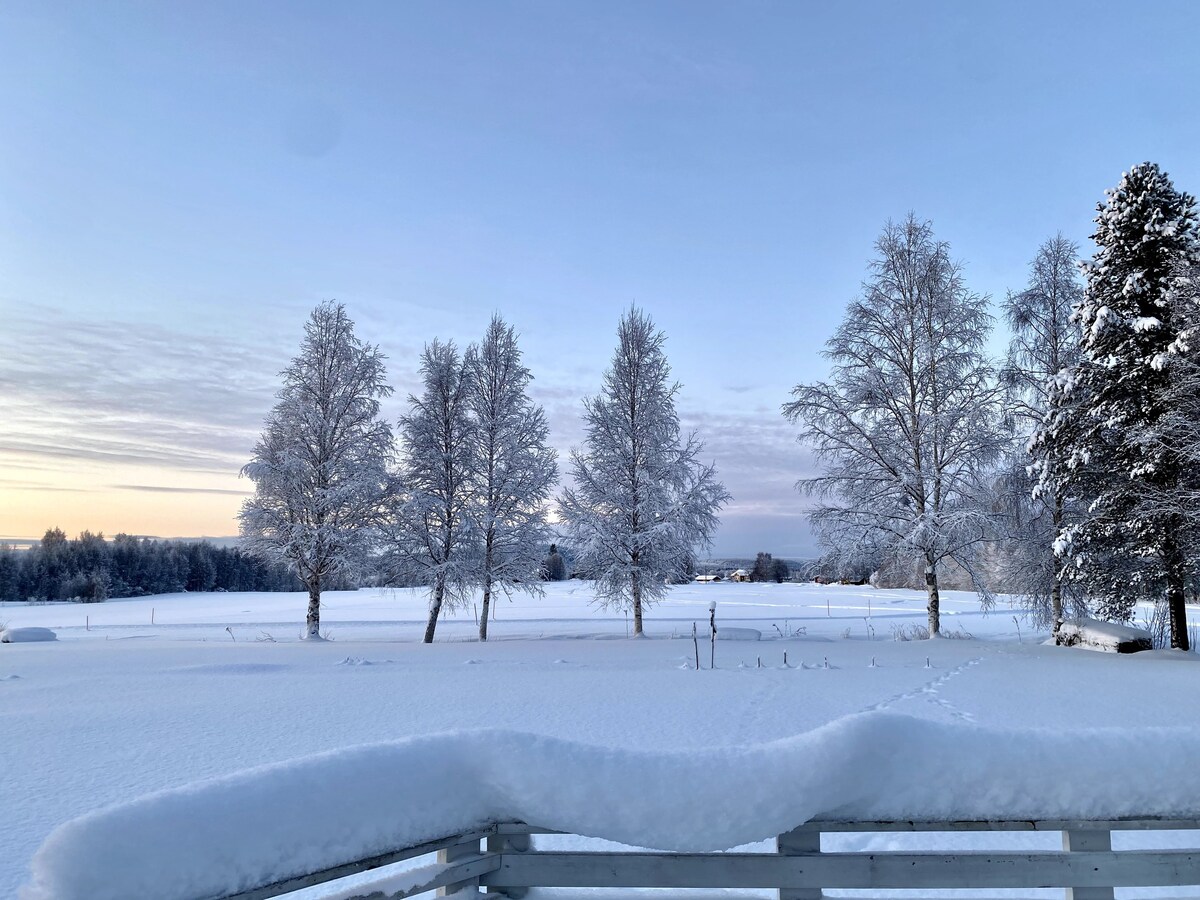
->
3;582;1199;899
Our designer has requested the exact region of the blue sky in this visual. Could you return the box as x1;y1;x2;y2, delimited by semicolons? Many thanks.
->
2;1;1199;556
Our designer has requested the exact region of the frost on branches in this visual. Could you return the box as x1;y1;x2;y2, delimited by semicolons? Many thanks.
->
998;235;1085;632
239;301;394;639
465;316;558;641
784;216;1007;637
386;341;477;644
1043;162;1200;649
558;307;729;636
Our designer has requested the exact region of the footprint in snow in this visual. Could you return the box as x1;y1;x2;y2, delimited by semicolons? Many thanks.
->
1;674;21;681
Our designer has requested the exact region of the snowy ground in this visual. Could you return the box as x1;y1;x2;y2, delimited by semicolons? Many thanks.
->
2;582;1198;899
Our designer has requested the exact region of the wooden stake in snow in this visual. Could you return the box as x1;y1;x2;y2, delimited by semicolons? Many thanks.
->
709;601;717;670
692;622;699;671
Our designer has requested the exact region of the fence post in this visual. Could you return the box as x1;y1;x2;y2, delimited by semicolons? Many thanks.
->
777;824;822;900
438;834;483;897
1062;828;1114;900
485;830;531;899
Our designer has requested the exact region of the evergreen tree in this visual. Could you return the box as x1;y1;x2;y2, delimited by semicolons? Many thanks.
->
542;544;568;581
387;340;477;643
771;557;791;583
750;552;774;583
558;307;729;636
464;316;558;640
239;301;395;639
1046;163;1200;648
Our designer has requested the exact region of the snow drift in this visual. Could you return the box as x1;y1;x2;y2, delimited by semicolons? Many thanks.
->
1;627;57;643
24;711;1200;900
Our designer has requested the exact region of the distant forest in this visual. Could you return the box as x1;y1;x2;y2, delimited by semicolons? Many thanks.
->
0;529;304;603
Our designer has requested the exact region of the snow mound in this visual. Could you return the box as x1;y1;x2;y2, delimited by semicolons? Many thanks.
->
1;627;57;644
1056;617;1153;653
716;627;760;641
23;712;1200;900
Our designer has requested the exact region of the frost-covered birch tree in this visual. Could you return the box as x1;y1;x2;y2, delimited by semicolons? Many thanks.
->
1042;163;1200;649
997;235;1084;631
387;340;477;644
783;216;1007;636
558;307;729;637
239;301;394;639
465;315;558;641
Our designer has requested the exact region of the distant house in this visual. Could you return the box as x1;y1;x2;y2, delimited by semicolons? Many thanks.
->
728;569;750;583
694;574;721;584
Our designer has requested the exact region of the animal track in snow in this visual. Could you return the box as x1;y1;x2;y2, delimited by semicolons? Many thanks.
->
860;656;982;722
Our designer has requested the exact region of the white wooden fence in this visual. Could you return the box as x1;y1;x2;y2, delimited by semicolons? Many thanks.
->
219;818;1200;900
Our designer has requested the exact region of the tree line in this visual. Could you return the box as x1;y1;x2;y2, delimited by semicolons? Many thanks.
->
0;529;302;602
239;306;727;642
785;162;1199;649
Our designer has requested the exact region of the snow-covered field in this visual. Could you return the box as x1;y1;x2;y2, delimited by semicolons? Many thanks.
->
2;582;1198;899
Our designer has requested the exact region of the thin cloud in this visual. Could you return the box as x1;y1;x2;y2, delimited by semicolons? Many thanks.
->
0;306;286;475
112;485;253;496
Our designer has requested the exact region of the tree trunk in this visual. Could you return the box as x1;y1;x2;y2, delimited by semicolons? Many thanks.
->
480;582;492;642
1163;526;1189;651
1050;497;1065;634
480;536;493;642
306;576;321;639
424;576;444;644
925;554;940;637
631;567;644;637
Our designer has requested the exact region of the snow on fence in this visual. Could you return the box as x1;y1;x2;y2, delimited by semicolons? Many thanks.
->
22;712;1200;900
210;818;1200;900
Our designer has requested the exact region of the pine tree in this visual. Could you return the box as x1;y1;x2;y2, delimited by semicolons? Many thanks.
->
784;216;1007;636
1049;163;1200;648
387;340;477;643
465;316;558;640
998;235;1084;631
543;544;568;581
239;301;394;639
558;307;729;636
750;552;774;583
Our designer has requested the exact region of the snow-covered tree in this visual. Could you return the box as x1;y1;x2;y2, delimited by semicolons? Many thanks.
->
239;301;394;639
997;235;1084;631
784;216;1007;636
464;315;558;640
387;340;477;644
558;307;729;636
1045;163;1200;649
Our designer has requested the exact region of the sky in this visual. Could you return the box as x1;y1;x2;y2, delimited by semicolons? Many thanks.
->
2;1;1200;558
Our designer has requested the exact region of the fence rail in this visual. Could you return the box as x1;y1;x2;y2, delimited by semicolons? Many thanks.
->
219;818;1200;900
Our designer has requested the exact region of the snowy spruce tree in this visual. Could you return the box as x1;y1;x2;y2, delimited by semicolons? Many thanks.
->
239;301;394;639
464;315;558;641
558;307;729;636
387;340;478;644
1043;163;1200;649
784;216;1007;636
997;235;1084;632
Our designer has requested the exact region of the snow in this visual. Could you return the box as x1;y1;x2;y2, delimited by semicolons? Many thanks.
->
1057;616;1153;652
25;712;1200;900
1;626;57;643
3;581;1198;900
